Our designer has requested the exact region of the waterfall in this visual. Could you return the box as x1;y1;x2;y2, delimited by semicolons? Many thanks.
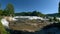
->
1;18;9;28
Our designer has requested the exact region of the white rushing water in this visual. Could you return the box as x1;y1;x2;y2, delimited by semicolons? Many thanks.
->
0;17;17;28
1;18;9;28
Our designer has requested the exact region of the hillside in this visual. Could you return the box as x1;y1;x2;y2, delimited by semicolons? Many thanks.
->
15;11;45;17
46;13;60;17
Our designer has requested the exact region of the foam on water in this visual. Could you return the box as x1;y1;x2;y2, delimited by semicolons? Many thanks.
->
1;18;9;28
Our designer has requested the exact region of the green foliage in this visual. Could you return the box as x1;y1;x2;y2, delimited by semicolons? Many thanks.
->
2;10;9;16
0;3;14;16
53;17;57;21
49;18;53;22
5;3;14;16
31;11;45;17
31;11;39;16
15;10;45;17
0;10;3;15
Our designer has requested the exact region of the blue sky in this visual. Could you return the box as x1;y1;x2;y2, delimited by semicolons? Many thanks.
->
0;0;59;14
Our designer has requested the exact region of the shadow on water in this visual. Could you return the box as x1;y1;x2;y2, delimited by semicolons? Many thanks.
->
36;23;60;34
6;22;60;34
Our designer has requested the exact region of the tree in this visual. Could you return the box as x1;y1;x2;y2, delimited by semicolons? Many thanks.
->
31;11;38;16
15;10;45;17
5;3;14;16
0;10;3;16
2;10;8;16
0;3;3;16
53;17;57;22
49;18;53;22
31;11;44;17
59;2;60;14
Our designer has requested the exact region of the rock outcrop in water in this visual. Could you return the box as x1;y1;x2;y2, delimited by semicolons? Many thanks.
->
5;23;60;34
1;17;60;34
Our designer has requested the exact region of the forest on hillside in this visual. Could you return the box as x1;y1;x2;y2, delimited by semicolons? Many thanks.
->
15;11;45;17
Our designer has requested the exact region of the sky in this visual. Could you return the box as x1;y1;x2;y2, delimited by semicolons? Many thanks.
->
0;0;60;14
